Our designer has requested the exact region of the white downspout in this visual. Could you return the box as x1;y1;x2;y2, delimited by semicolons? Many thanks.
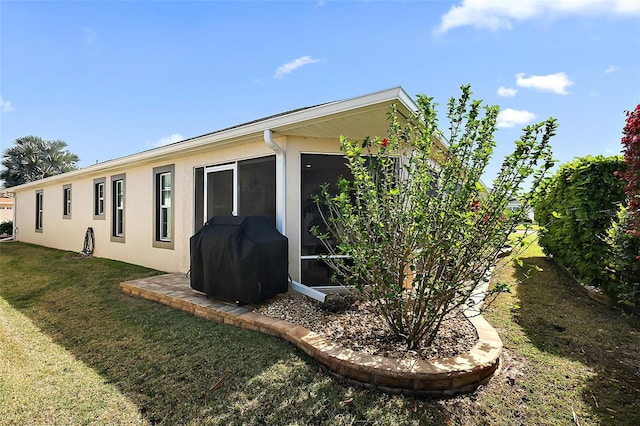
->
263;129;286;235
263;129;326;303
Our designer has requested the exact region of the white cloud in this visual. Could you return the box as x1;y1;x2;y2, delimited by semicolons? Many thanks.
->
497;86;518;97
0;95;15;113
274;56;320;79
515;72;574;95
604;65;619;73
83;26;97;45
497;108;536;128
154;133;184;147
435;0;640;34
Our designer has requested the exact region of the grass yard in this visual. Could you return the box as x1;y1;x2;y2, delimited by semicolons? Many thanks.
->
0;241;638;425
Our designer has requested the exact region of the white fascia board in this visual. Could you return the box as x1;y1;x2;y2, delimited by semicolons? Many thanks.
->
272;87;416;126
10;87;416;192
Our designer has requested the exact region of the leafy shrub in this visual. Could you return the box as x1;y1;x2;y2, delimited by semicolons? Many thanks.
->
0;220;13;236
607;208;640;309
314;85;556;349
534;156;625;295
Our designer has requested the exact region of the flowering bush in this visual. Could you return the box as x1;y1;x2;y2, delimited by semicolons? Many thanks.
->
609;103;640;310
314;85;556;349
619;104;640;235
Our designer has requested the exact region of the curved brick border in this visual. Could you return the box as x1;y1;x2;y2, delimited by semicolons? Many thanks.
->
240;310;502;395
121;276;502;395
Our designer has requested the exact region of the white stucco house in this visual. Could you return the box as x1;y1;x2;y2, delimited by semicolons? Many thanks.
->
9;87;437;287
507;198;535;222
0;194;13;223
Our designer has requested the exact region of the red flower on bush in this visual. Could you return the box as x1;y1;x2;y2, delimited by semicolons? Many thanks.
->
620;103;640;233
381;138;389;147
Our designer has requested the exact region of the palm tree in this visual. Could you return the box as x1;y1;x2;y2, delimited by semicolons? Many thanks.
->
0;136;80;187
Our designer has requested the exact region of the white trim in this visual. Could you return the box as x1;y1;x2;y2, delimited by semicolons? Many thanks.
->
114;179;124;236
264;130;285;234
204;163;238;218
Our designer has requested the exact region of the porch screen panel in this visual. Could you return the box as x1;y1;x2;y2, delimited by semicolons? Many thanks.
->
300;154;352;286
207;169;234;220
238;156;276;227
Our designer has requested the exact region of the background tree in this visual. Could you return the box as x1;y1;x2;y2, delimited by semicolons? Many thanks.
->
314;85;556;349
0;136;80;187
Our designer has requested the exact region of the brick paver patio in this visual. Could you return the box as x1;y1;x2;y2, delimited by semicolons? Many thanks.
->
121;273;502;395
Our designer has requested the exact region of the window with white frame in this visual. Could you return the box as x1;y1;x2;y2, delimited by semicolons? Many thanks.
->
93;177;105;219
153;165;174;249
159;173;171;239
63;184;72;219
35;189;43;232
111;174;125;242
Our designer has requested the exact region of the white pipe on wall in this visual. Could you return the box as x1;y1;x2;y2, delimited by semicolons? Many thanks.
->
264;130;327;303
290;280;326;303
263;129;286;235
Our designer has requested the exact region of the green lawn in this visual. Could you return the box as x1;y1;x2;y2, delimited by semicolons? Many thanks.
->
1;241;638;425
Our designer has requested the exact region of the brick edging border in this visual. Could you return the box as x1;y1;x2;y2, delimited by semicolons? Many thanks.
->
121;280;502;396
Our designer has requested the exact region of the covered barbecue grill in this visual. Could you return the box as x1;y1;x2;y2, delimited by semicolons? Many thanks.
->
189;215;288;304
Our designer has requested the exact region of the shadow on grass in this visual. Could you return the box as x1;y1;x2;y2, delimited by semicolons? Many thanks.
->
0;243;464;425
514;255;640;425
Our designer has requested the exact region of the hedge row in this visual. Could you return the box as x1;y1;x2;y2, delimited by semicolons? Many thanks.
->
534;156;626;297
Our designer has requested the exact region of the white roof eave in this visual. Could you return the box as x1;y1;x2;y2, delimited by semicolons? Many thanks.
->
10;87;417;192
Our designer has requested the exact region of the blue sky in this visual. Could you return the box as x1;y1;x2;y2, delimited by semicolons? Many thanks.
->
1;0;639;185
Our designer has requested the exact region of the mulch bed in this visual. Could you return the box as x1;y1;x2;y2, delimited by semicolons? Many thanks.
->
255;292;478;361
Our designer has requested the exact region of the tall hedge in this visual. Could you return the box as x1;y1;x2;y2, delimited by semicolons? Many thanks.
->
534;156;625;295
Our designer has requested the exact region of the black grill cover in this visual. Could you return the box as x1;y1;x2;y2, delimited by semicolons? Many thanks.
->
189;216;288;304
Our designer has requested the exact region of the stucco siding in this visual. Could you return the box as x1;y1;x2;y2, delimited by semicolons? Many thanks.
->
13;137;292;274
10;87;414;282
13;134;344;280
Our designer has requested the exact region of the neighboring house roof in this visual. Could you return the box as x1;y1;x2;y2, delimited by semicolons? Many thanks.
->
9;86;422;192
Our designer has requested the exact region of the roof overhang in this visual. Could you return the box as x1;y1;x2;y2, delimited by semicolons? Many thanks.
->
10;87;419;191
